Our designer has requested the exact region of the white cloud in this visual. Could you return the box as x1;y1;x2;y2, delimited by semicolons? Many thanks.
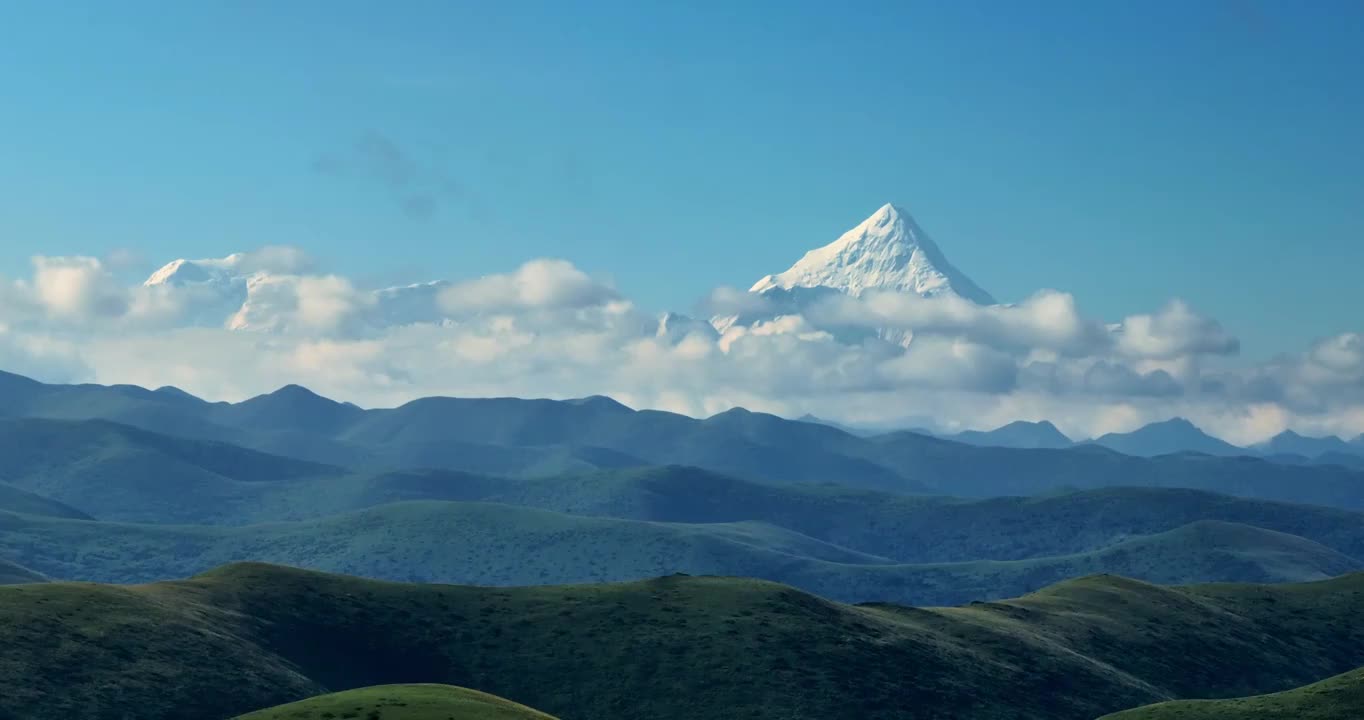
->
1113;300;1239;360
30;256;128;321
230;274;370;334
437;259;619;315
0;249;1361;444
0;324;90;383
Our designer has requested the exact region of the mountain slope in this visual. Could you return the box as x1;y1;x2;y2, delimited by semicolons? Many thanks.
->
0;558;45;584
8;414;1364;558
1103;666;1364;719
952;420;1073;449
0;418;338;522
5;564;1364;720
8;374;1364;507
1091;418;1246;457
234;685;560;720
0;482;92;520
1257;430;1363;459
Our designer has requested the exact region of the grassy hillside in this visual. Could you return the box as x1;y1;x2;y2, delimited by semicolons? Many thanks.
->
234;685;560;720
4;564;1364;720
1103;666;1364;719
0;557;44;584
4;501;1356;604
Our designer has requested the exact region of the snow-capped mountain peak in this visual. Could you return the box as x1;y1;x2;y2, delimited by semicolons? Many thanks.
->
749;203;995;304
143;255;249;288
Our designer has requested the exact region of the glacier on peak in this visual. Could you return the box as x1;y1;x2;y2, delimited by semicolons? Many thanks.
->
750;203;995;304
144;255;252;288
712;203;995;345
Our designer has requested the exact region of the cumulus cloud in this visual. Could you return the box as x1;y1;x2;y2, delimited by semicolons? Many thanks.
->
229;274;371;335
1112;300;1239;360
0;248;1361;443
30;256;128;321
700;286;776;317
437;259;621;315
0;324;90;383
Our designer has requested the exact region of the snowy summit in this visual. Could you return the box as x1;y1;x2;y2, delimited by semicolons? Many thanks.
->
750;203;995;304
712;203;995;339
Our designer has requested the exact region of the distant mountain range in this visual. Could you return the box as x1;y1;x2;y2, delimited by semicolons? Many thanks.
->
4;371;1364;507
4;380;1364;606
828;414;1364;464
5;367;1364;720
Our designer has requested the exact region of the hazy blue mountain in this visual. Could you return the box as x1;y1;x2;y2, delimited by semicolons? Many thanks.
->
793;413;877;436
8;376;1364;513
951;420;1073;449
7;373;1364;508
0;418;339;523
1089;418;1246;457
1256;430;1363;459
0;481;93;520
0;557;45;584
9;417;1364;570
1314;451;1364;470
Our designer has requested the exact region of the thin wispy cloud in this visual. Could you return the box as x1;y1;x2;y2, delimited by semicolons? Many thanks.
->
313;131;465;221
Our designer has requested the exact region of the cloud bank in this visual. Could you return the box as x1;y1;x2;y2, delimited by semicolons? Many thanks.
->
1;249;1361;445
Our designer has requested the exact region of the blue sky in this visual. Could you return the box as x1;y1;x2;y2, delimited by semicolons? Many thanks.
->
1;0;1361;359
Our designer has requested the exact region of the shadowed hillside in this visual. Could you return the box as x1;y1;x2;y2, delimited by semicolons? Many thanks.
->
1103;666;1364;719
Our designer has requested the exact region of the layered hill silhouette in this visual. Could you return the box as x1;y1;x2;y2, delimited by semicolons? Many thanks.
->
5;564;1364;720
5;373;1364;508
5;412;1364;603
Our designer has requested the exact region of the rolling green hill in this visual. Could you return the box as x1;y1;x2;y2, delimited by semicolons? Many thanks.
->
4;564;1364;720
234;685;560;720
1102;666;1364;719
2;502;1356;604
